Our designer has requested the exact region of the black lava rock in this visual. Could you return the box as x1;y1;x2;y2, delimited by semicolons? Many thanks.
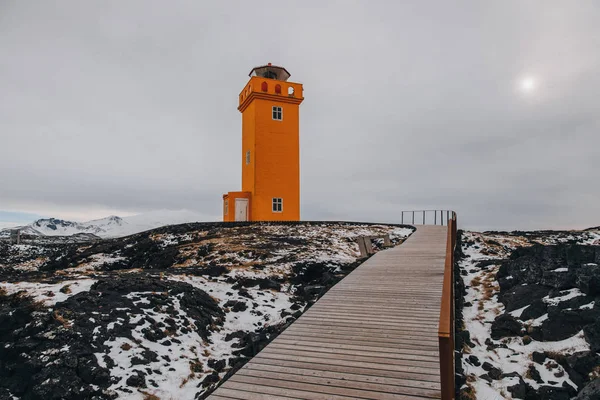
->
499;284;550;312
567;351;600;380
535;385;574;400
126;370;146;388
491;314;522;339
532;351;546;364
207;359;226;372
528;364;544;384
481;361;503;380
508;377;528;399
467;355;480;366
199;371;220;388
541;307;600;341
499;244;600;292
224;300;248;312
520;299;548;320
583;320;600;352
575;378;600;400
576;263;600;295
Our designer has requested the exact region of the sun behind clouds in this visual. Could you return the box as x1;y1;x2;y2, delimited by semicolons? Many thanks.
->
519;76;537;93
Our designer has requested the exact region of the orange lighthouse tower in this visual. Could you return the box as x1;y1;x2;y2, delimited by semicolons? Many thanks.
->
222;64;304;222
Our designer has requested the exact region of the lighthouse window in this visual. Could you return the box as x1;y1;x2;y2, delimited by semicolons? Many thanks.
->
245;150;250;165
272;198;283;212
272;106;282;121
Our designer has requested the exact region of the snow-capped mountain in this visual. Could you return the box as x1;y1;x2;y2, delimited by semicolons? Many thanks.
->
1;210;207;238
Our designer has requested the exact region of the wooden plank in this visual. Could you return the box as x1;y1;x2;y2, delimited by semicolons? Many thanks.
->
281;329;439;345
259;347;440;369
215;385;318;400
273;337;439;357
298;315;440;328
248;357;442;386
302;310;442;320
286;320;440;336
223;380;358;400
229;374;430;400
306;305;442;315
267;342;440;364
255;350;441;377
237;368;441;399
244;362;441;391
283;324;440;340
278;331;440;349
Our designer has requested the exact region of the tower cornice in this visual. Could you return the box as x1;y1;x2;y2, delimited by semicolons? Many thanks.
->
238;91;304;113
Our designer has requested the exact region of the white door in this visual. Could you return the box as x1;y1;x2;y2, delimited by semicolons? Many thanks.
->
235;199;248;221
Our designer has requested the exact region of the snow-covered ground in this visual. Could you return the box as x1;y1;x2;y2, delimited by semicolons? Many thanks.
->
458;229;600;399
0;222;413;400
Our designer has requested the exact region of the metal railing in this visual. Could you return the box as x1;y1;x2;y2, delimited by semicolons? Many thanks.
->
438;212;457;400
400;209;454;226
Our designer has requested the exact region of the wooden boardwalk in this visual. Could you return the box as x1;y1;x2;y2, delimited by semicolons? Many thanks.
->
209;225;449;400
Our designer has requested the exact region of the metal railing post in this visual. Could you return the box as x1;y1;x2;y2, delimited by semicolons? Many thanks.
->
412;211;415;224
422;211;425;225
401;212;404;224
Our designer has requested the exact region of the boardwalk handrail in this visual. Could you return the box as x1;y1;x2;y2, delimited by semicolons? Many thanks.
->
438;211;457;400
400;209;454;225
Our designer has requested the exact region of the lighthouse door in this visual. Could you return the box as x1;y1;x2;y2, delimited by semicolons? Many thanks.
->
234;199;248;221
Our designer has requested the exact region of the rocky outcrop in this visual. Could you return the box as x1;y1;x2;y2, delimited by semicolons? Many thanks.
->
499;284;550;312
575;378;600;400
490;314;522;339
497;244;600;293
576;263;600;295
458;231;600;400
0;276;224;399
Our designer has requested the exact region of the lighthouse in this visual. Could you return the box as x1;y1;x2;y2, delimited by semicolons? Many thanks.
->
222;64;304;222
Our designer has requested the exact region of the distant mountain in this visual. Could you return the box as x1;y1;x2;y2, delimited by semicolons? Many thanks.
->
0;210;207;238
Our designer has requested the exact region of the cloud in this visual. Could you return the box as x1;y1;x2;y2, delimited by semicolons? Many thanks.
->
1;1;599;230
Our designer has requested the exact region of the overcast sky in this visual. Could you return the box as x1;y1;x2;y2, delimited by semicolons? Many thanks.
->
1;1;599;231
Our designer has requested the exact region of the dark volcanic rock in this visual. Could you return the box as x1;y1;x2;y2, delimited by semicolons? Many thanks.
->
491;314;522;339
499;284;550;312
540;306;600;341
467;355;480;366
521;299;548;320
566;351;600;381
0;292;107;399
224;300;248;312
583;320;600;352
126;370;146;388
508;377;528;399
481;362;503;380
207;359;226;372
541;269;576;290
535;385;574;400
499;244;600;291
0;275;225;400
199;371;220;388
532;351;546;364
576;263;600;295
575;378;600;400
528;364;544;384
